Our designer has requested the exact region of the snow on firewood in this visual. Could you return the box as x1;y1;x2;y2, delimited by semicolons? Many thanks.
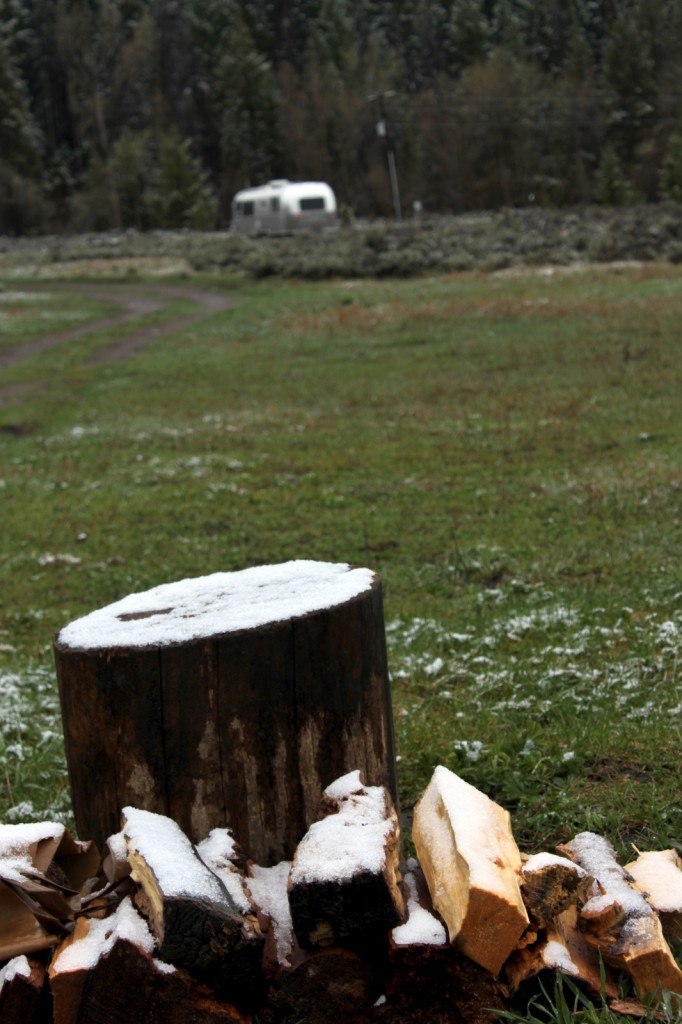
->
56;560;375;649
247;862;295;968
0;954;32;989
520;851;593;925
123;807;239;907
391;862;447;947
412;765;529;977
290;770;397;885
196;828;253;916
288;770;405;946
122;807;263;994
0;821;66;882
50;896;166;974
558;832;682;999
624;849;682;945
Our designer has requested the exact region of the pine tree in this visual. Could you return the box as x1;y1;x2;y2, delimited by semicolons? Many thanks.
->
445;0;490;78
146;128;218;229
596;141;635;204
659;130;682;201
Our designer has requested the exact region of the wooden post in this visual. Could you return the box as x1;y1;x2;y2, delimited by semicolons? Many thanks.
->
54;561;398;864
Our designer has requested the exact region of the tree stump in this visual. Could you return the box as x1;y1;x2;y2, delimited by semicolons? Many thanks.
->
54;561;398;864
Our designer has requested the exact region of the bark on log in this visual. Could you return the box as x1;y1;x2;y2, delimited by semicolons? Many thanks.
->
54;561;397;864
288;771;405;949
122;807;264;1001
0;955;50;1024
262;947;378;1024
50;927;249;1024
383;944;508;1024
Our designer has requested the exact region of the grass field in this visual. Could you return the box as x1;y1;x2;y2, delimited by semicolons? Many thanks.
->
1;260;681;1016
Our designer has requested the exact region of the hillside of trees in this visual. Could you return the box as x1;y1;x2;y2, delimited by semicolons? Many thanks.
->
2;0;682;236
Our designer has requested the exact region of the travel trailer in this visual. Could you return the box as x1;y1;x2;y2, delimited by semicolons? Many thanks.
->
231;179;337;236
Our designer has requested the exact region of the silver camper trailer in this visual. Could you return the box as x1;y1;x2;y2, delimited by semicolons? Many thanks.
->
231;179;337;236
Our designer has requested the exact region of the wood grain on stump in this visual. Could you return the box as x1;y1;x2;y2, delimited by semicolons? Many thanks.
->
54;561;398;864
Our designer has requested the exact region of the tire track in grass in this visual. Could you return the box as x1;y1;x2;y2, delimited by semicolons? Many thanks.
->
0;282;235;408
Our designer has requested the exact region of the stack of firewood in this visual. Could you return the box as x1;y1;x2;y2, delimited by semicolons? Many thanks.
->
1;767;681;1024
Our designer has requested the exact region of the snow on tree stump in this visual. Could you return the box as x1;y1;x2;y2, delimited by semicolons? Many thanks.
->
53;561;398;864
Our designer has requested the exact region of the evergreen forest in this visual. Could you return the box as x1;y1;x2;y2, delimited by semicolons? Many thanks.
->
2;0;682;235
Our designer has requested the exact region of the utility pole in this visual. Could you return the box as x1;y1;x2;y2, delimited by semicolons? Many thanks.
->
367;90;402;221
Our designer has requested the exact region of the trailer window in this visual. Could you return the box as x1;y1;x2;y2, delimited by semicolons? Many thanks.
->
239;201;254;216
300;197;325;211
271;197;280;212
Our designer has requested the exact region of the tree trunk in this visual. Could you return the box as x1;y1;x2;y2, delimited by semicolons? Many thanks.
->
54;562;398;864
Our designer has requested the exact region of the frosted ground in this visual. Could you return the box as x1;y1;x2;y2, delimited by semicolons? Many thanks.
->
1;585;680;843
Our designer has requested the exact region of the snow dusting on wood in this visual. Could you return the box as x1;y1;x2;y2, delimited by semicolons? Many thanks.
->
391;866;447;947
56;560;375;650
289;770;393;884
196;828;252;915
0;954;31;989
247;862;294;967
123;807;231;904
50;897;159;973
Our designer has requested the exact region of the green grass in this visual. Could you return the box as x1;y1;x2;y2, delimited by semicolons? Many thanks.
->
1;264;681;865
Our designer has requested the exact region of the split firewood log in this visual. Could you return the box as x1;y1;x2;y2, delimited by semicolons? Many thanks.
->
0;821;99;960
624;849;682;946
504;904;619;1000
519;852;593;926
557;832;682;999
122;807;264;1001
0;955;50;1024
412;765;529;976
49;897;248;1024
287;770;405;949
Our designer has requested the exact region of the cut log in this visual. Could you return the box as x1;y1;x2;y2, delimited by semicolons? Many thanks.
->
123;807;264;1000
287;770;405;949
0;955;50;1024
54;560;398;863
263;947;377;1024
0;821;99;960
412;765;529;976
49;901;248;1024
504;905;619;1000
520;852;593;926
557;832;682;999
624;849;682;946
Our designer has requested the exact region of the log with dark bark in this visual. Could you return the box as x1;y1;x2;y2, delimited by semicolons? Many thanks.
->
287;771;405;949
123;807;264;1001
261;947;378;1024
0;955;51;1024
54;561;397;864
50;923;249;1024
